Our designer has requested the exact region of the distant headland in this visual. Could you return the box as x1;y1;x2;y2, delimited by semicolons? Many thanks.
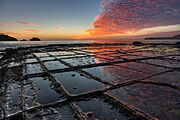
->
0;34;18;41
145;34;180;40
0;33;41;41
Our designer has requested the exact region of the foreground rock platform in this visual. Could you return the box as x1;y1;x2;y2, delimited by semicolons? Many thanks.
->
0;43;180;120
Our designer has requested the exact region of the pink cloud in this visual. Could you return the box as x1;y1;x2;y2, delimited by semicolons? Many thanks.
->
16;20;41;26
87;0;180;36
16;20;32;25
25;29;41;33
0;20;41;27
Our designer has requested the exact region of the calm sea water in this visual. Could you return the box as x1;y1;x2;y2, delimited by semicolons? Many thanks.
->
0;39;179;50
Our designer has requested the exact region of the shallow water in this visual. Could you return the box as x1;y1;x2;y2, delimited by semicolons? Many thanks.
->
52;72;105;95
76;97;131;120
83;65;147;84
0;44;180;120
44;61;68;70
29;77;64;104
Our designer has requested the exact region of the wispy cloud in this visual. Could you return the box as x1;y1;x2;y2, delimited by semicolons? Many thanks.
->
0;20;41;27
86;0;180;36
16;20;32;25
56;27;60;30
25;29;41;33
55;26;64;30
16;20;41;26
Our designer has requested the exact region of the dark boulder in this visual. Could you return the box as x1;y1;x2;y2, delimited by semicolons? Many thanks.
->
20;39;27;41
174;42;180;48
173;34;180;39
30;37;41;41
132;41;143;46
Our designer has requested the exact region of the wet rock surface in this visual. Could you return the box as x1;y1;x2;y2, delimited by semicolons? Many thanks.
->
0;43;180;120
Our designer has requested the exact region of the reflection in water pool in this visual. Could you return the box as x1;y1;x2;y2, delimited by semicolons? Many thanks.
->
0;44;179;120
30;77;64;104
76;97;130;120
52;72;105;95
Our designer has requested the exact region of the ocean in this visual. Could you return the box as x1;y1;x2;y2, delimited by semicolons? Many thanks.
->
0;39;179;50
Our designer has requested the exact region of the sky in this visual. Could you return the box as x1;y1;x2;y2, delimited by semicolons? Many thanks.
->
0;0;180;40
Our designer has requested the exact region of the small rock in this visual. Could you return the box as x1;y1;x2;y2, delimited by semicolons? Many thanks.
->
71;74;76;77
86;112;94;117
132;41;143;46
